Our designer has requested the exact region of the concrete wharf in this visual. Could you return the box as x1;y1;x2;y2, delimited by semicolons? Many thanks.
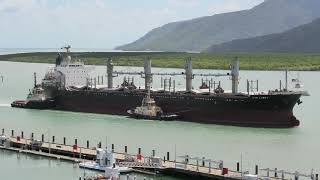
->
0;129;318;180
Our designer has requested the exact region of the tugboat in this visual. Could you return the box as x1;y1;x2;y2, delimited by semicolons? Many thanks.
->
127;83;179;121
11;73;55;109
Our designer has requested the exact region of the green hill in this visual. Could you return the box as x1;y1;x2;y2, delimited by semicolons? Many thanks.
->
116;0;320;52
205;18;320;53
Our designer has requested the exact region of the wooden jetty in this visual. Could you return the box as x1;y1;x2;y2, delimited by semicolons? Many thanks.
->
0;128;318;180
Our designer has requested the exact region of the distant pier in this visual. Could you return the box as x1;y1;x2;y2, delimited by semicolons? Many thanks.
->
0;128;318;180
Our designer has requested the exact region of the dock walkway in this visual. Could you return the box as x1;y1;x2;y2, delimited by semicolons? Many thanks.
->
0;130;318;180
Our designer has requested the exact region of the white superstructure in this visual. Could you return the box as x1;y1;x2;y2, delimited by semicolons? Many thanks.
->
26;86;49;101
53;46;93;88
133;97;163;117
56;61;93;87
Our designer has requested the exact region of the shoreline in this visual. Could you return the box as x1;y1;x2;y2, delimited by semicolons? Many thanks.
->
1;52;320;71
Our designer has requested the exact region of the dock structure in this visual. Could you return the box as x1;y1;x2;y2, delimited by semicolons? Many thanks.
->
0;129;318;180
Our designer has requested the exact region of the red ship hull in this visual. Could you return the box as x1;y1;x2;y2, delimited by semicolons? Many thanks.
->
53;90;301;128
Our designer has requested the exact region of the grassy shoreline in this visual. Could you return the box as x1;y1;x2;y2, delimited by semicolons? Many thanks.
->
1;52;320;71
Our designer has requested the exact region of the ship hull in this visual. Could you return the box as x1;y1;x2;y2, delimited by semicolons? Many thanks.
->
11;100;56;109
53;90;301;128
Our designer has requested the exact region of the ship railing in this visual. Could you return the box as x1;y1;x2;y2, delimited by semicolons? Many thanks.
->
113;71;230;77
247;91;269;95
176;155;224;171
260;168;316;180
117;161;162;168
193;73;230;77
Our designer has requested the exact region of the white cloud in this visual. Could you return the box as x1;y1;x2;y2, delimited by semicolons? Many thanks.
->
0;0;37;12
168;0;200;8
208;0;263;15
0;0;264;48
0;0;182;48
152;7;174;16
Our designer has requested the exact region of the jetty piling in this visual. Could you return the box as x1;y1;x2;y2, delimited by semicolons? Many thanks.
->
237;162;240;172
202;157;205;167
281;170;285;180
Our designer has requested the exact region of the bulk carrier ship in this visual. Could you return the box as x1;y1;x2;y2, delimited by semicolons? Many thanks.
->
12;47;309;128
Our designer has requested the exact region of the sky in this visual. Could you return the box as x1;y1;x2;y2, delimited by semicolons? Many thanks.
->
0;0;264;49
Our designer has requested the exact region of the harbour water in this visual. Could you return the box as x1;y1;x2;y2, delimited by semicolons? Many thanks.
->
0;60;319;179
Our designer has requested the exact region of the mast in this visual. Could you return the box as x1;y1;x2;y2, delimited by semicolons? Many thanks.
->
34;72;37;87
231;57;240;94
147;79;151;101
185;57;193;92
285;69;288;91
144;57;152;90
107;58;114;89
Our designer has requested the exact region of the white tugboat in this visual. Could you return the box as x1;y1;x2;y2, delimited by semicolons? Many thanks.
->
127;82;179;121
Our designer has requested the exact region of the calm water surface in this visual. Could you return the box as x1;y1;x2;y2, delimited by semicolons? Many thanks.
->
0;61;319;179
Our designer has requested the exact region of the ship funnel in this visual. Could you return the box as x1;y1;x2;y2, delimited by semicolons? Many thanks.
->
107;58;114;89
185;57;193;92
55;53;63;67
231;57;240;94
144;57;152;90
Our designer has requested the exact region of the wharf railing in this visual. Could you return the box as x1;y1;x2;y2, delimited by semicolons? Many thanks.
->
0;128;318;180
